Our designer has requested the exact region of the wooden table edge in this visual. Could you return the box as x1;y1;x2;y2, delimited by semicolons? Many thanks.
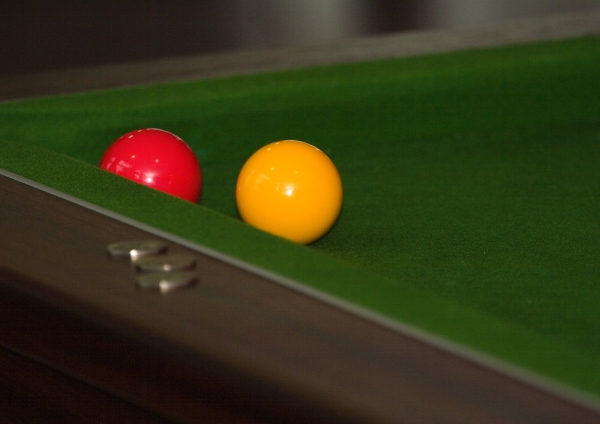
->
0;164;600;423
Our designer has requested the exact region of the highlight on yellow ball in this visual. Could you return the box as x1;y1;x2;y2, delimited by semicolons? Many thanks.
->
235;140;343;244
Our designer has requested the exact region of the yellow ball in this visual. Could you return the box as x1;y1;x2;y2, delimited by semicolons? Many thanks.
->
236;140;343;244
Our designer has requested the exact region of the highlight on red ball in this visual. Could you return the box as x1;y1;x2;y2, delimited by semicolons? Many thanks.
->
99;128;202;203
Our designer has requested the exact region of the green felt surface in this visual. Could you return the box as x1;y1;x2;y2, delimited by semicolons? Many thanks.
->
1;36;600;397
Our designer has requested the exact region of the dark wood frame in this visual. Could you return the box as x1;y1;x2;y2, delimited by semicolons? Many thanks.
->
2;11;600;423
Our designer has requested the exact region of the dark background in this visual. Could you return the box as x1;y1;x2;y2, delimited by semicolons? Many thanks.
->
1;1;598;76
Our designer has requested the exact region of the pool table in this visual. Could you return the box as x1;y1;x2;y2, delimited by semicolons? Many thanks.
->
1;11;600;423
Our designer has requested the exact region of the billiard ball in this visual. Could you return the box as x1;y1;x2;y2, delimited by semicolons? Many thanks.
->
236;140;343;244
99;128;202;202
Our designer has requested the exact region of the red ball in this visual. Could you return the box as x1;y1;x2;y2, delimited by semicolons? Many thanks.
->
99;128;202;202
